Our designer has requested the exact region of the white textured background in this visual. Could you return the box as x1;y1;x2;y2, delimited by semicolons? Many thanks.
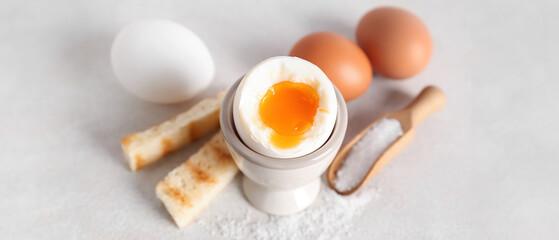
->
1;0;558;239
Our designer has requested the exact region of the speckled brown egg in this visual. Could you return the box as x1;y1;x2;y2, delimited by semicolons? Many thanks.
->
356;7;432;79
289;32;372;101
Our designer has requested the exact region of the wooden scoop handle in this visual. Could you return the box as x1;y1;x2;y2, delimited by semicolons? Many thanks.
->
405;86;446;124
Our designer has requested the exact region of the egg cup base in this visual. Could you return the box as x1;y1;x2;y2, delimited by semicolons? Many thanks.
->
242;176;320;215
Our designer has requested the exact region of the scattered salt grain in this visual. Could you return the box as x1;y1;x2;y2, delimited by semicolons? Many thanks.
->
198;180;380;240
333;118;404;192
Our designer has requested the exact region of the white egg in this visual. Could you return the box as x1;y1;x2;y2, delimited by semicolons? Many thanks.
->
233;56;338;158
111;19;214;103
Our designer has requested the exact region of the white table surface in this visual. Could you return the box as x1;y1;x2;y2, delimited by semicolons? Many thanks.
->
1;0;558;239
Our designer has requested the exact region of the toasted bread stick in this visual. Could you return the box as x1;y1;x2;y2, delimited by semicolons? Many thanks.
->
121;91;226;171
156;133;238;228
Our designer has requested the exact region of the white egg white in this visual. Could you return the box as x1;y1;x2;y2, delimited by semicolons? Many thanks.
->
233;56;338;158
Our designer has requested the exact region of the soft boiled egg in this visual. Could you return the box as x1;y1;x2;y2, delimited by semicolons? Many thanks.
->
233;56;338;158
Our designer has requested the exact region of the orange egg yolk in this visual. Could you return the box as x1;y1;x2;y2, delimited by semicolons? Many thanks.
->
259;81;319;149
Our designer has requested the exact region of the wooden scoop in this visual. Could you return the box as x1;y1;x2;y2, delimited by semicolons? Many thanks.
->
327;86;446;195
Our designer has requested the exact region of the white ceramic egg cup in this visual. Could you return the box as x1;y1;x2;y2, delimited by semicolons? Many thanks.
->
220;79;348;215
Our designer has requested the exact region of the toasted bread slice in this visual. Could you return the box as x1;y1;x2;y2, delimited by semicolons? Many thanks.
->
156;132;238;228
121;91;226;171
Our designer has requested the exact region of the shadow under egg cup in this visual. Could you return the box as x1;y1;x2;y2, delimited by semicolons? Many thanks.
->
220;79;348;215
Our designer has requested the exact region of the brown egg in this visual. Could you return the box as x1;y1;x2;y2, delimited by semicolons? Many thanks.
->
356;7;432;79
289;32;372;101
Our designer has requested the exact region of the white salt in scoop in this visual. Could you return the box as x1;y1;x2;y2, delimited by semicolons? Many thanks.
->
334;118;403;192
328;86;446;195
